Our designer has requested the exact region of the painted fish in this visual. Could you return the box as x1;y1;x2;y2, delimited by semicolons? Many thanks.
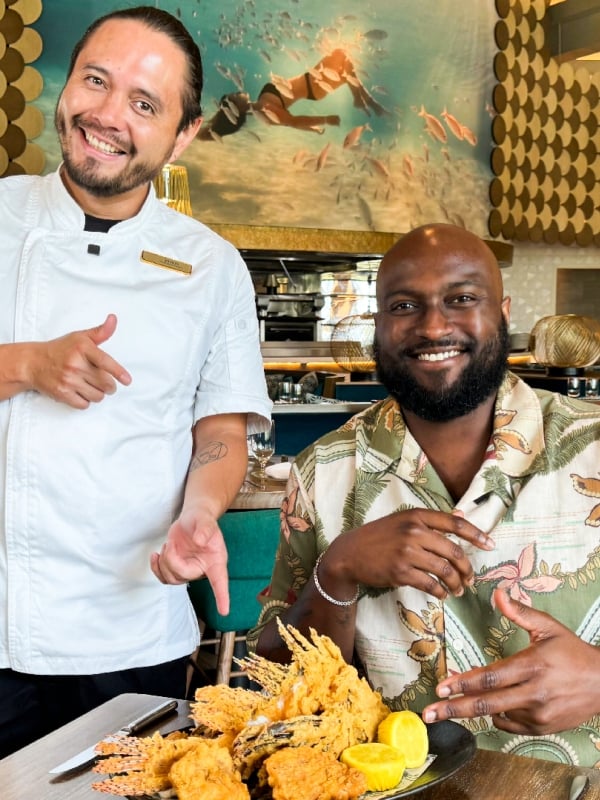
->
343;72;361;88
343;123;372;149
368;156;391;181
255;106;281;125
440;108;464;140
362;29;388;41
358;195;375;230
321;67;341;82
221;101;240;125
417;105;447;143
272;75;294;99
461;124;478;146
316;141;331;172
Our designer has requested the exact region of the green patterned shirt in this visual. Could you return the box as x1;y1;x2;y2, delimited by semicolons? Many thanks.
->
248;372;600;766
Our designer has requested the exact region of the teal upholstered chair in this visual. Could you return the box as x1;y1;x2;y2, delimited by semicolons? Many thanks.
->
187;507;280;686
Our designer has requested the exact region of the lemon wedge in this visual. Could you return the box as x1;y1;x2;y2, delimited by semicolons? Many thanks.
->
377;710;429;769
340;742;406;792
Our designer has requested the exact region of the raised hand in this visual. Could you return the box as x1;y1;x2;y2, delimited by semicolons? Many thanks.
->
28;314;131;408
422;588;600;735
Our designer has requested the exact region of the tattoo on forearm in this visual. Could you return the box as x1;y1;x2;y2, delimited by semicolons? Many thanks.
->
189;441;228;472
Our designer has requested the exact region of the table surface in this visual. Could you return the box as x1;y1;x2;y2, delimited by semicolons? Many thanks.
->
229;460;288;510
1;692;599;800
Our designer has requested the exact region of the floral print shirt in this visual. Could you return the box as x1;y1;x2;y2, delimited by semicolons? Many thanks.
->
248;372;600;766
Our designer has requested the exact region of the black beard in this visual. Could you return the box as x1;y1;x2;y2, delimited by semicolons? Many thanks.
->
374;317;511;422
55;109;164;198
61;155;160;198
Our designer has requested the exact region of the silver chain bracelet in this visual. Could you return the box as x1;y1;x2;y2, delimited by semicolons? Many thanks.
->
313;552;359;607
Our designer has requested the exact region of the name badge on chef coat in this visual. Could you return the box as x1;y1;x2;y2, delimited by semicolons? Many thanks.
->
140;250;192;275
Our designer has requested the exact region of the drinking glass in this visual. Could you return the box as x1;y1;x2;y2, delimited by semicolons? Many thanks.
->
586;377;599;398
250;421;276;489
279;380;293;403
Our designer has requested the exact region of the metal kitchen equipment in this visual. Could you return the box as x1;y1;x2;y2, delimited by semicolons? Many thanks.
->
255;291;325;341
245;250;381;343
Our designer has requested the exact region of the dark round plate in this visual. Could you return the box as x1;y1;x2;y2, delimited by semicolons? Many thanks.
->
380;720;476;797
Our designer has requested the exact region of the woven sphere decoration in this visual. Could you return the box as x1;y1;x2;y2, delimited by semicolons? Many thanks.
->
330;313;376;373
529;314;600;368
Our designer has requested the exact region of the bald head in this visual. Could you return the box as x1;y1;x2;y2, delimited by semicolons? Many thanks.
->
377;223;505;310
373;223;512;422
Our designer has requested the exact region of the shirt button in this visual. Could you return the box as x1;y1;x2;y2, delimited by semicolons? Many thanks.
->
453;638;464;651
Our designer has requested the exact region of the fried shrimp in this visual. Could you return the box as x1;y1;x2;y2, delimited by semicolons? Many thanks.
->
190;684;267;747
92;733;216;795
232;624;389;776
92;623;390;799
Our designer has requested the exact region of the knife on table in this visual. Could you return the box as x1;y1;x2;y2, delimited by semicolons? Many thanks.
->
49;698;178;776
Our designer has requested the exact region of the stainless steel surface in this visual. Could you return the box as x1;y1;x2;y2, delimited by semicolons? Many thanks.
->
256;293;325;341
48;698;178;775
241;249;385;274
256;292;324;317
261;317;317;341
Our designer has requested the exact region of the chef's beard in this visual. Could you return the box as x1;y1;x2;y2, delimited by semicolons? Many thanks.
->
374;317;511;422
55;108;169;198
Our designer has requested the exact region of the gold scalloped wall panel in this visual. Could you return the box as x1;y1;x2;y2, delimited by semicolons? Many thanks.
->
0;0;44;177
489;0;600;247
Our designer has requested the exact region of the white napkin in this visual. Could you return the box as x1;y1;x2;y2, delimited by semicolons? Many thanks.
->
265;462;292;481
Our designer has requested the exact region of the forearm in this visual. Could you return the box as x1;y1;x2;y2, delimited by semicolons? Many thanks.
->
181;412;249;520
256;550;358;664
0;342;38;400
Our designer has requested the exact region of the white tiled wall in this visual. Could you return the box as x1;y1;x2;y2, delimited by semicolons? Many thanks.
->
501;242;600;336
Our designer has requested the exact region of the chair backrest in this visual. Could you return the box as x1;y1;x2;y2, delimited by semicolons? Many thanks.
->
188;507;280;633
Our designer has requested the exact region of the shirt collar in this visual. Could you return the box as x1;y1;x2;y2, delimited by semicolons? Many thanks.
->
357;373;545;483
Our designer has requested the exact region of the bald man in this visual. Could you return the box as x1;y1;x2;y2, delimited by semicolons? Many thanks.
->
249;223;600;766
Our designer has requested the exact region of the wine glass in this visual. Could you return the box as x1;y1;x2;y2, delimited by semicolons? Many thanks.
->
250;421;276;489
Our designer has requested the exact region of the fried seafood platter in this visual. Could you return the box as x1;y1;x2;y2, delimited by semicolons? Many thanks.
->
92;623;390;800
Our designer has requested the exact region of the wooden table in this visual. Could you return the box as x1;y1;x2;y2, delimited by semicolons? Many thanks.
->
0;693;190;800
1;692;599;799
229;461;287;510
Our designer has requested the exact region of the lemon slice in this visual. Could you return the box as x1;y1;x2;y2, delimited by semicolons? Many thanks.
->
340;742;406;792
377;710;429;769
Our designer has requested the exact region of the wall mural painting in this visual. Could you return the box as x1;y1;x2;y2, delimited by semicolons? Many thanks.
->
35;0;497;236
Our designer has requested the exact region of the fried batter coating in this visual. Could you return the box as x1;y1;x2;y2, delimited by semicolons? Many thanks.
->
92;623;390;798
262;745;368;800
241;624;388;730
232;623;389;776
191;684;267;741
92;733;224;796
169;740;250;800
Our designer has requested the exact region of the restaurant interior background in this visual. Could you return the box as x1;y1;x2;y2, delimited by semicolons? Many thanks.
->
2;0;600;343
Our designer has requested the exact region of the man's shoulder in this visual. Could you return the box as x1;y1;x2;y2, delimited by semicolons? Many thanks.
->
0;172;41;195
537;388;600;423
503;372;600;424
0;173;46;219
149;200;240;257
295;398;399;465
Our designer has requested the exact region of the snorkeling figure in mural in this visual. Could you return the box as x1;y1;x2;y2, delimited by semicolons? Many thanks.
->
198;48;388;141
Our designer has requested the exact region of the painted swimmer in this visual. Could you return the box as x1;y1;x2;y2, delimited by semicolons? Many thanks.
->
198;49;389;141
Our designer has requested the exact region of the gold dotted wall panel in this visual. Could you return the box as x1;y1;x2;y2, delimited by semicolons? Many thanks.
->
0;0;44;177
490;0;600;247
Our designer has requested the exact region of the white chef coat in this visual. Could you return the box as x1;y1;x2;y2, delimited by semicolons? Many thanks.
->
0;170;272;674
